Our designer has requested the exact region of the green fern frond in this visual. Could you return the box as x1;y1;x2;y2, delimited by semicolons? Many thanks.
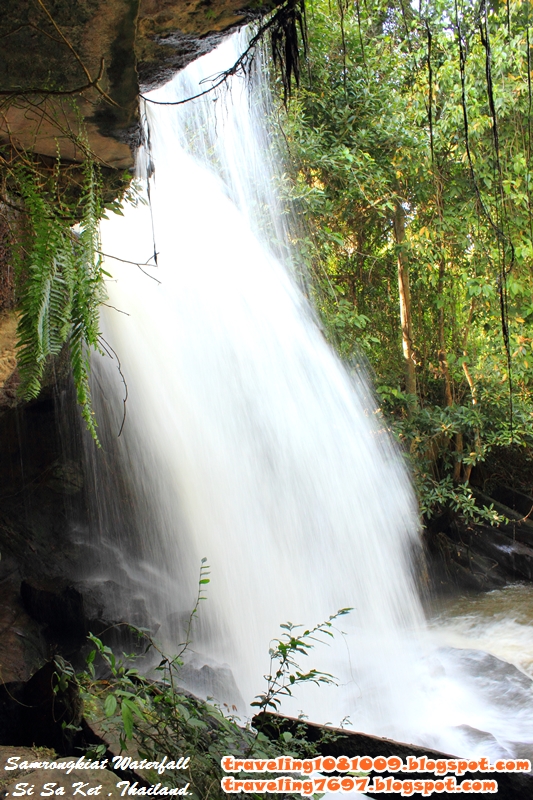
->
12;157;109;443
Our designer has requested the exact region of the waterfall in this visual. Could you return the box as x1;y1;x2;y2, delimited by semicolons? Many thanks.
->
84;30;533;760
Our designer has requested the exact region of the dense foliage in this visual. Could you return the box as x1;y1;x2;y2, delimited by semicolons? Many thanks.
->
277;0;533;519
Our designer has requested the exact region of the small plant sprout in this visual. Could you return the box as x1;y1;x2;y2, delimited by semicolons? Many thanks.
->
251;607;352;714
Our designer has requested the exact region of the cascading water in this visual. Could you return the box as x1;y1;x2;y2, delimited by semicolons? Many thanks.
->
84;30;533;762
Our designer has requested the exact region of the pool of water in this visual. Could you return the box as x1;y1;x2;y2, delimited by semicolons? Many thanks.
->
428;583;533;680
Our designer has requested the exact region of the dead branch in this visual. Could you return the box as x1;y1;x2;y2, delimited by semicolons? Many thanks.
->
98;251;161;284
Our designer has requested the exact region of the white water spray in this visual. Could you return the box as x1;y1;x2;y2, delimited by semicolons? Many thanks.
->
89;31;533;759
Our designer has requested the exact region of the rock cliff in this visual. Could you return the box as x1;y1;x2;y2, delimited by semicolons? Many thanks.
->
0;0;278;169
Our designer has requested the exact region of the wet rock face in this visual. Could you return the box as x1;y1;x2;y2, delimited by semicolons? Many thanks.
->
0;0;140;168
0;558;47;684
0;381;158;684
20;580;87;640
0;0;278;168
136;0;274;90
0;312;18;408
424;487;533;594
0;211;15;315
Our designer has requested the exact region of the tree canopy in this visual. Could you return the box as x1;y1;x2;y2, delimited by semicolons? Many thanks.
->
277;0;533;520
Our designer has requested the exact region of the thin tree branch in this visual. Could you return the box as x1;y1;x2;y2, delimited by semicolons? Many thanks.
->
101;303;130;316
0;58;117;106
98;251;161;284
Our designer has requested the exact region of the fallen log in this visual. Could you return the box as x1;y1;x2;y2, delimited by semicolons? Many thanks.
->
252;712;533;799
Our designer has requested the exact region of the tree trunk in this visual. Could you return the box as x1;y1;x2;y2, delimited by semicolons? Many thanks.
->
438;262;454;407
393;202;417;402
462;324;481;485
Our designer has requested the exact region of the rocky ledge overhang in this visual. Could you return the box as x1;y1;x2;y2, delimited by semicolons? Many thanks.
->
0;0;279;170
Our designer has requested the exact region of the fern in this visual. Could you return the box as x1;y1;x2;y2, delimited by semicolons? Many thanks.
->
13;159;108;442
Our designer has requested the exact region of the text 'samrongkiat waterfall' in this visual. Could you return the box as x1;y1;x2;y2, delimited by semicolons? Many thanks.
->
87;30;533;762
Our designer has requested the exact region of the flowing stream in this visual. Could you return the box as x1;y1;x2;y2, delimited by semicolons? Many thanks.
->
85;31;533;761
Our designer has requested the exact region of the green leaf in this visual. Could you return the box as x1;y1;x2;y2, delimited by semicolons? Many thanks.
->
121;701;133;739
104;694;117;717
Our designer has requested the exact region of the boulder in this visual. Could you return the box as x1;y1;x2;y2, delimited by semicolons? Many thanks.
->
0;559;47;684
424;508;533;593
0;659;82;752
21;580;86;640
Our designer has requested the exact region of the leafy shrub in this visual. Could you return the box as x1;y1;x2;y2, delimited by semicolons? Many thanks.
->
79;564;351;799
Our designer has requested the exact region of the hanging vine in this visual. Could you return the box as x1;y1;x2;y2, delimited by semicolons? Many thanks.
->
479;0;514;431
454;0;514;432
140;0;308;107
